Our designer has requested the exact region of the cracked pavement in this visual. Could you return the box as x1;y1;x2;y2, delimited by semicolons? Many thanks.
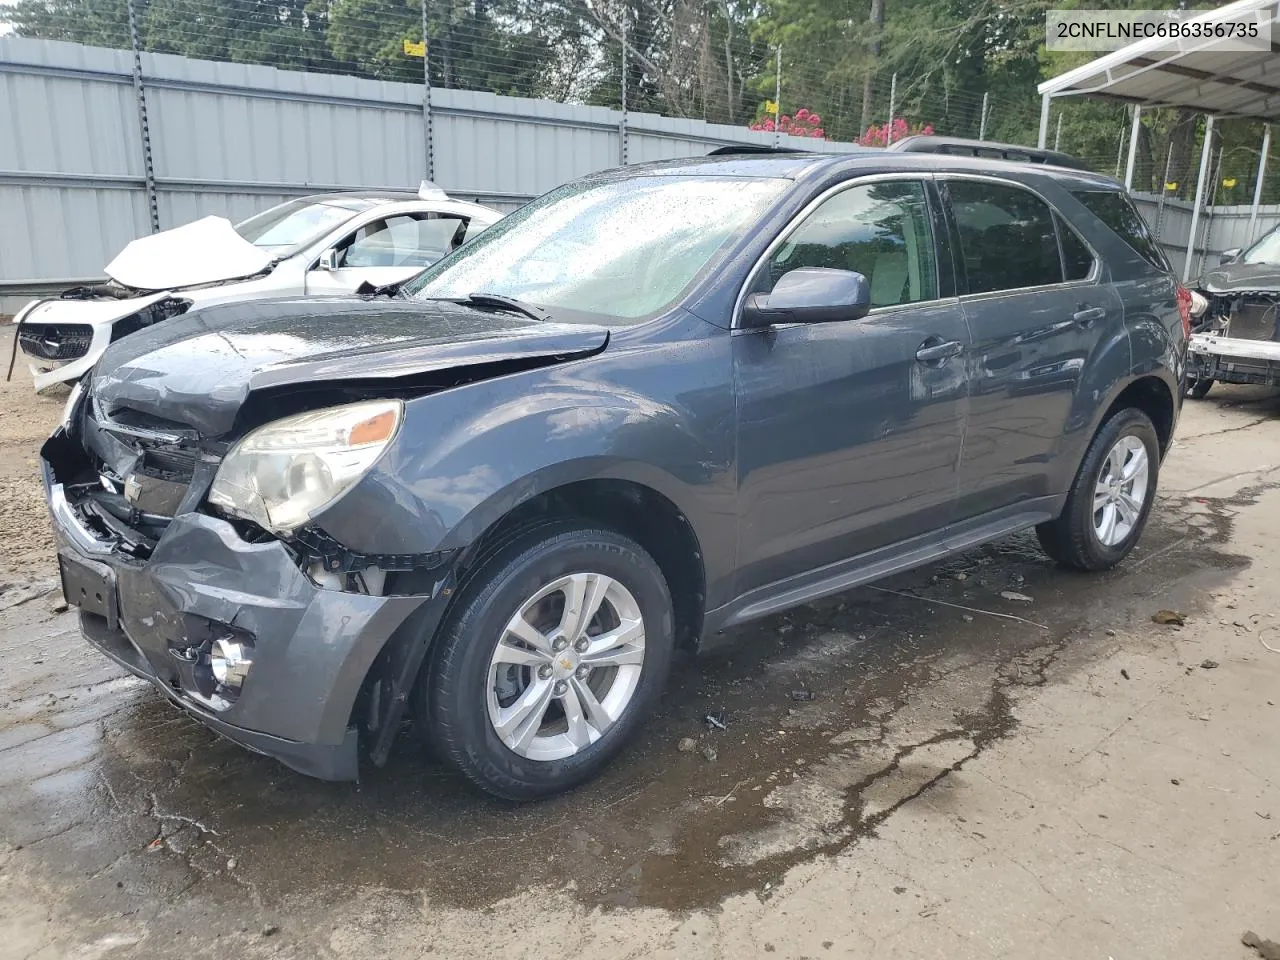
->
1;340;1278;959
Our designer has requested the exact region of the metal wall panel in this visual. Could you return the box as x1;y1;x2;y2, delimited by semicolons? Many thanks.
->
13;35;1275;316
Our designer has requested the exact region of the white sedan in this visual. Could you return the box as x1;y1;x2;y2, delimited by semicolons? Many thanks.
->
12;183;502;392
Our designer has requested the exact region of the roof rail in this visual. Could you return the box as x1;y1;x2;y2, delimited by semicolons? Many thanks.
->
706;144;809;156
887;135;1091;171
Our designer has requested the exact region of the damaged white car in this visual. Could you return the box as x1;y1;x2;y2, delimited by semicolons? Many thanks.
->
1186;226;1280;399
10;184;502;392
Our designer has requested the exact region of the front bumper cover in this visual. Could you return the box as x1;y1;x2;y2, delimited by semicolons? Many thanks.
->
1188;333;1280;386
44;461;429;780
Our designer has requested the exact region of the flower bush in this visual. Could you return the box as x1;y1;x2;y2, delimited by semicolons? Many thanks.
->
857;117;935;147
749;105;825;139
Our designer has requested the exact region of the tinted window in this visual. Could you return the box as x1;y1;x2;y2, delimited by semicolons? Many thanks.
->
1057;214;1095;281
755;180;938;308
1071;190;1170;272
947;180;1063;294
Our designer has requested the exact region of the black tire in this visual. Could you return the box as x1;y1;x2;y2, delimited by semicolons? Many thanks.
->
1185;377;1213;400
1037;408;1161;571
415;523;674;801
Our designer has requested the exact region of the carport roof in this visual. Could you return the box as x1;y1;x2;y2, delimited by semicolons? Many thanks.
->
1037;0;1280;120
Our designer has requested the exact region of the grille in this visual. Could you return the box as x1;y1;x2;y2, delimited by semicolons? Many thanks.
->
18;323;94;361
1228;298;1280;342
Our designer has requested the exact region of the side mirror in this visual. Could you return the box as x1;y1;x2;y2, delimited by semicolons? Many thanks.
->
741;267;872;329
1220;248;1242;265
318;248;339;271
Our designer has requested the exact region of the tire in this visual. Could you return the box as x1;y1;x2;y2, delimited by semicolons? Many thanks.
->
1185;377;1213;400
1037;407;1161;572
415;523;674;801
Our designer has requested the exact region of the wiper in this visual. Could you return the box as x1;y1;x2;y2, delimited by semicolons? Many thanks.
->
464;292;551;322
355;279;404;298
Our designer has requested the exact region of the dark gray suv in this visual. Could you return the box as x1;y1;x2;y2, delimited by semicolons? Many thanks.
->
42;150;1189;799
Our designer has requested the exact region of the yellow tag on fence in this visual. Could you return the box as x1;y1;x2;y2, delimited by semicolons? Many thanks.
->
764;100;778;114
403;38;426;57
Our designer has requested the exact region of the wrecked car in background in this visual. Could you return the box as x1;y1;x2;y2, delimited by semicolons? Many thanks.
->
1186;225;1280;399
11;183;501;392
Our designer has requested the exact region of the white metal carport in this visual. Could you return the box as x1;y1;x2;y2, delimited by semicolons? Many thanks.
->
1037;0;1280;278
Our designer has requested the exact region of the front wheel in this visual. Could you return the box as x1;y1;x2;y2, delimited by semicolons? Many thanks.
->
415;524;674;801
1037;408;1160;571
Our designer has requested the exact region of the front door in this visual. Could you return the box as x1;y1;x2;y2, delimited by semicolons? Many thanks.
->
941;178;1121;520
733;178;970;596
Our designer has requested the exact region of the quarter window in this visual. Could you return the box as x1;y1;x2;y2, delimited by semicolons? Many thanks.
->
1071;189;1170;272
755;180;938;308
947;181;1063;294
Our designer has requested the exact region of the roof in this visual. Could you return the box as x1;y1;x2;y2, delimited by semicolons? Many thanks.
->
596;150;1123;188
1038;0;1280;119
888;135;1091;171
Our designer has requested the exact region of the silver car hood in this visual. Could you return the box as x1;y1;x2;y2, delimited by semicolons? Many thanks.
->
105;216;274;291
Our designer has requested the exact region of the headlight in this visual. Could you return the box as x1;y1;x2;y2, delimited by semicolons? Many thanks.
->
208;400;402;535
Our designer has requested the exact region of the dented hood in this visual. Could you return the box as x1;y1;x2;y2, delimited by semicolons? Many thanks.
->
90;296;609;437
1199;261;1280;296
105;216;274;291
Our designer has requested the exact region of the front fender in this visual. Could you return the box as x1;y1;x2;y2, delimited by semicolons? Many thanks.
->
314;320;737;600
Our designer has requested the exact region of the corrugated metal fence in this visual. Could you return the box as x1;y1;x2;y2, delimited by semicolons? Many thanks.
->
4;34;1280;314
1129;192;1280;279
0;36;848;312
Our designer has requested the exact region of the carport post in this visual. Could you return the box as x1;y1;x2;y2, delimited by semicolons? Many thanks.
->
1123;105;1141;189
1037;93;1051;148
1185;115;1216;282
1248;124;1271;244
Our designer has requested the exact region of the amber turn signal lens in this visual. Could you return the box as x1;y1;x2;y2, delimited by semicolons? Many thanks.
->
350;410;398;446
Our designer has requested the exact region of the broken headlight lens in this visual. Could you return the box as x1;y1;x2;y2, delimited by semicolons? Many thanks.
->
208;400;402;535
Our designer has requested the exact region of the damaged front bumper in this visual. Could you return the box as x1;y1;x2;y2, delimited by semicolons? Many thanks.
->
1187;332;1280;387
43;453;429;780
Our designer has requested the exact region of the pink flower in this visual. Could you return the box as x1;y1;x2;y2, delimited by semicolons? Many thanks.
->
762;118;774;131
808;114;821;125
813;128;825;139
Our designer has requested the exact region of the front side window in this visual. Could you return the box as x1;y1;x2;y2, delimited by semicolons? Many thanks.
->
404;175;790;322
341;214;468;268
754;180;938;308
1071;189;1171;272
947;180;1064;294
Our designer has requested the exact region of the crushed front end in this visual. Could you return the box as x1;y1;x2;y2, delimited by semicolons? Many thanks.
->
40;386;438;780
1187;289;1280;387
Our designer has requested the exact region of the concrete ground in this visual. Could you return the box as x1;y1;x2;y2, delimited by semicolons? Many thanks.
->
1;327;1278;959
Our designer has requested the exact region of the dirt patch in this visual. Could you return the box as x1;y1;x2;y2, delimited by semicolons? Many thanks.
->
0;327;64;578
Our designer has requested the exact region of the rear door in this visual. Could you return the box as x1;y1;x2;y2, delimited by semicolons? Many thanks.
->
941;177;1123;520
732;176;971;595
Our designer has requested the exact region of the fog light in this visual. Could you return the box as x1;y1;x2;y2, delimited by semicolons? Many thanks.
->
211;636;252;690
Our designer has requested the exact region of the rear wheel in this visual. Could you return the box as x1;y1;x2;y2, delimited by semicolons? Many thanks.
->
1037;408;1160;571
416;524;674;801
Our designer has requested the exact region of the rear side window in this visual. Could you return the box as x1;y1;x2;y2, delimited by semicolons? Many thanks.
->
1071;190;1170;272
946;180;1063;293
1057;214;1095;281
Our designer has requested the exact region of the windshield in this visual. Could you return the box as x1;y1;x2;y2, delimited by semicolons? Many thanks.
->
403;175;790;321
235;198;372;255
1242;229;1280;265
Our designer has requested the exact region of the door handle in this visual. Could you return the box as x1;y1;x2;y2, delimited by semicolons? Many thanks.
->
1073;306;1105;327
915;338;964;364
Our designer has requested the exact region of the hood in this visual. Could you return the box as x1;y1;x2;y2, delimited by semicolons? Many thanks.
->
1199;261;1280;296
105;216;274;291
91;297;610;437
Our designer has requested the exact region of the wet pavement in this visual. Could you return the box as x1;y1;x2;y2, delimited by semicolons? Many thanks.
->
2;387;1280;959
